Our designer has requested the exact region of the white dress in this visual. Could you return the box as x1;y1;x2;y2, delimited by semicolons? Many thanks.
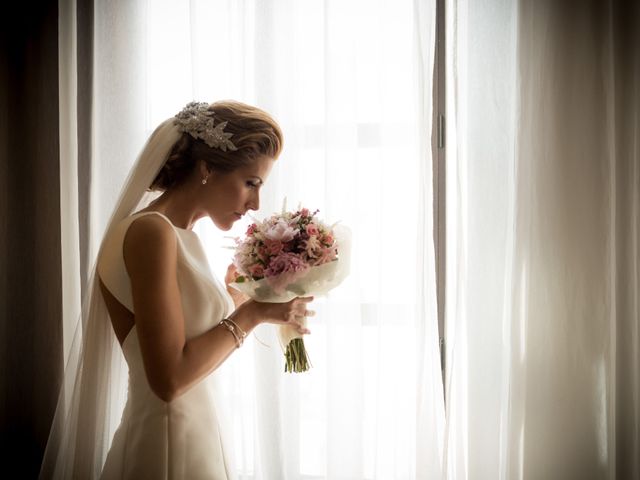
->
96;211;236;480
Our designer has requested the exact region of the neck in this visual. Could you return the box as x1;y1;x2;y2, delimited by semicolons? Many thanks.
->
145;185;204;230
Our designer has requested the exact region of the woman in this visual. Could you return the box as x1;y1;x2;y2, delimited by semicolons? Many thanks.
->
40;100;313;479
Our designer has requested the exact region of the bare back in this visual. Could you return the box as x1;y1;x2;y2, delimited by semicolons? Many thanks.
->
99;279;135;346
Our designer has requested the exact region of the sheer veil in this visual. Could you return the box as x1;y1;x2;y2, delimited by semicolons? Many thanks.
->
40;118;181;479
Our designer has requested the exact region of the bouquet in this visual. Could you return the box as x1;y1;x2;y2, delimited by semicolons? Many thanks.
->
229;204;350;372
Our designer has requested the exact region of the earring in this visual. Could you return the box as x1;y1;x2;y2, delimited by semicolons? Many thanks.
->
202;177;208;185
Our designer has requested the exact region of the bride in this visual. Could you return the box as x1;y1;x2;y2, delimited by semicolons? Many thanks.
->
40;100;314;479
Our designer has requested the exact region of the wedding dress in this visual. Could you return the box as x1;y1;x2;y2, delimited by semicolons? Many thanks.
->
96;210;236;479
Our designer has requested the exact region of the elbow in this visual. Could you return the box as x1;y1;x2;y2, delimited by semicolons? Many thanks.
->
149;376;182;403
154;387;178;403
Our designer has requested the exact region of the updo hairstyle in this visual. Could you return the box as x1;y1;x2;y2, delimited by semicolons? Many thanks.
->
150;100;283;191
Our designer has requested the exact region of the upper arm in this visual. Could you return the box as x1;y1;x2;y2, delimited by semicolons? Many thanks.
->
123;215;185;395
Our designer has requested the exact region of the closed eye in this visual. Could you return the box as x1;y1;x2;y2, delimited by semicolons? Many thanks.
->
246;181;260;188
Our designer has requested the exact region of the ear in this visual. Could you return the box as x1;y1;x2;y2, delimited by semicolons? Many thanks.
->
198;160;211;179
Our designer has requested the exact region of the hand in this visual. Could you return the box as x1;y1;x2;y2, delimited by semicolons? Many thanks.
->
240;296;316;335
225;264;249;308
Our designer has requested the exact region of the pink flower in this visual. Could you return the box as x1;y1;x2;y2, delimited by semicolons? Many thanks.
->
249;263;265;279
265;252;310;293
246;223;257;235
265;252;308;276
305;223;319;236
264;239;284;255
323;234;334;245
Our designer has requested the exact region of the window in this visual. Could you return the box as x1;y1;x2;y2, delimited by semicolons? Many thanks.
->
138;0;445;476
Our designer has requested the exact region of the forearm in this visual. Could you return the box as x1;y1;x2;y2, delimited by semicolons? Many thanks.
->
164;307;260;400
144;298;306;402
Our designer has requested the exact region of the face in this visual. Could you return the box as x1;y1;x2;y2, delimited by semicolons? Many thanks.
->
200;156;275;231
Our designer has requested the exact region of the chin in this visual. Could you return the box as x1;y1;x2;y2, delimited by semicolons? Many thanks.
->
213;221;234;231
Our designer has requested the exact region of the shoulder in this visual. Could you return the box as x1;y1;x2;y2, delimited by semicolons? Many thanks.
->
123;214;178;273
126;213;176;242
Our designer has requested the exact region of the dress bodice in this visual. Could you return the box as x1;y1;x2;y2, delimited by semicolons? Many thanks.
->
96;211;236;480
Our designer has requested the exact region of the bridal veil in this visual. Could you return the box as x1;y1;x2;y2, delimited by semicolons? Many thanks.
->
40;118;181;479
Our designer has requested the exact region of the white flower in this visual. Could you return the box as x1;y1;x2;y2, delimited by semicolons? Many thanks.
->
263;219;297;242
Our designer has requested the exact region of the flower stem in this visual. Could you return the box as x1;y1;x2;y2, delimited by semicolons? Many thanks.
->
284;338;312;373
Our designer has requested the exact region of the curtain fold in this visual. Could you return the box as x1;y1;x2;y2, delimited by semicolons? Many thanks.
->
76;0;94;297
611;2;640;477
445;0;639;478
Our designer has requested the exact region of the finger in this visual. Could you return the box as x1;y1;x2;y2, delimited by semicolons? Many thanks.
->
286;297;309;309
293;304;316;318
296;324;311;334
294;306;315;315
295;296;314;303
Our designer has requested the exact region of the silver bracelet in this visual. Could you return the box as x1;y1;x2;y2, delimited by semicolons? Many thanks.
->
219;318;246;348
224;317;247;345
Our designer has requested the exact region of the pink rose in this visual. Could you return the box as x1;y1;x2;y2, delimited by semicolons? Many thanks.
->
249;263;265;279
305;223;319;236
264;239;284;255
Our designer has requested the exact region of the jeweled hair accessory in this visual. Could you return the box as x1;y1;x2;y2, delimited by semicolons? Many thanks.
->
174;101;237;151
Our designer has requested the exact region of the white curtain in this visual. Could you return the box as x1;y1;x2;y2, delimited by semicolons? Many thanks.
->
67;1;442;478
445;0;639;478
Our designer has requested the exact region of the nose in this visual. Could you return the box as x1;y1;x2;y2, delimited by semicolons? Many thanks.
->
247;189;259;211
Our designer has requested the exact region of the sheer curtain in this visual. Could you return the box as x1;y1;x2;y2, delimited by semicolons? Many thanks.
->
65;1;442;478
444;0;639;478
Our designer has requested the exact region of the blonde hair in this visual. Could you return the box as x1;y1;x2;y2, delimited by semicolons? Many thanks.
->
151;100;283;190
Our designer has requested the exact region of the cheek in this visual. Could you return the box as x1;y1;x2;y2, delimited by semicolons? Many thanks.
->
218;186;248;210
215;182;242;202
234;185;251;202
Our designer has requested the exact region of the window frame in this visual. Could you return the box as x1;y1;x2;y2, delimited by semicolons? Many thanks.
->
431;0;447;394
